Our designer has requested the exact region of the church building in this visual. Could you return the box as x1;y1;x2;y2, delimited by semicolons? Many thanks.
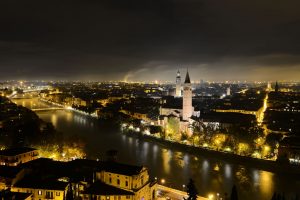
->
158;70;200;137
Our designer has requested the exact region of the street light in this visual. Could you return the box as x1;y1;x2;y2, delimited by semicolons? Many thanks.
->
161;179;166;184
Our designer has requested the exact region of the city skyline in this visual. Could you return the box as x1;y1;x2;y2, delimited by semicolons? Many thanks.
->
1;0;300;81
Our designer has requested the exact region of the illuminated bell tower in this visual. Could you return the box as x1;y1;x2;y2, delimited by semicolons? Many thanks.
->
182;70;193;121
175;70;181;97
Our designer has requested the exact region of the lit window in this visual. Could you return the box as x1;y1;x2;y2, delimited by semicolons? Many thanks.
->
56;192;60;196
38;190;42;195
106;196;110;200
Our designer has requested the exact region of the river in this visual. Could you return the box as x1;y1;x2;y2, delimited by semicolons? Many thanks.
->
13;98;300;200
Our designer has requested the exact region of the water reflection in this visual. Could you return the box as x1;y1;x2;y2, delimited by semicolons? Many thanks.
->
162;149;171;174
51;114;57;127
224;164;232;179
260;171;274;197
12;98;300;200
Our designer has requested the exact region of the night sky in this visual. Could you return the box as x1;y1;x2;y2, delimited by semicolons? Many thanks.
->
1;0;300;81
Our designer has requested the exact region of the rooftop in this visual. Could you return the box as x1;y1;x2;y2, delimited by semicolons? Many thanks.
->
0;166;22;178
184;70;191;84
0;147;37;156
82;181;134;195
14;178;68;190
98;161;144;176
0;191;32;200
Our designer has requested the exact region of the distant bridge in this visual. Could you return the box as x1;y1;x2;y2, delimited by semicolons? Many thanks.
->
9;87;51;99
31;107;65;111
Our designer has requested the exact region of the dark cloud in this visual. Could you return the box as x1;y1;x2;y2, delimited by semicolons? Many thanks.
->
0;0;299;81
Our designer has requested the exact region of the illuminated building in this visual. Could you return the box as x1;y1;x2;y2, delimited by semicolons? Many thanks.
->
182;70;194;121
159;70;199;137
11;180;69;200
267;81;272;91
81;162;156;200
278;136;300;164
227;87;231;96
175;70;181;97
0;147;39;166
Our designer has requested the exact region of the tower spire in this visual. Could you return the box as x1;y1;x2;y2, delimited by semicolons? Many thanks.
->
184;69;191;84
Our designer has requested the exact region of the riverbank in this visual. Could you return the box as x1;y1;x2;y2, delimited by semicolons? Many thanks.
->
123;130;300;176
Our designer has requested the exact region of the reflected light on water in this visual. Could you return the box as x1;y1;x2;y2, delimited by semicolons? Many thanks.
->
253;170;260;185
142;142;149;158
174;152;184;168
224;164;232;179
128;137;132;145
51;114;57;127
203;160;209;172
66;112;72;122
152;145;158;161
183;154;189;164
162;149;171;174
259;171;274;197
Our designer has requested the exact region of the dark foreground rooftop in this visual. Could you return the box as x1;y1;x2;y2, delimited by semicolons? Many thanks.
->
0;190;32;200
14;178;68;190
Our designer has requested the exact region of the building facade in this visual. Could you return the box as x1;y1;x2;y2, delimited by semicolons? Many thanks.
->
182;71;194;121
11;180;69;200
175;70;181;97
0;147;39;166
81;162;156;200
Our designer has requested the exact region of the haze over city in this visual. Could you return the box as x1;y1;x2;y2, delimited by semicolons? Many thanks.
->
1;0;300;81
1;1;300;200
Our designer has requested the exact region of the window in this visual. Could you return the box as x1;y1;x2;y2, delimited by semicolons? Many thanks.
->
117;179;120;185
118;196;121;200
56;192;60;196
106;196;110;200
125;181;128;187
126;196;130;199
38;190;42;195
46;191;53;198
109;178;112;183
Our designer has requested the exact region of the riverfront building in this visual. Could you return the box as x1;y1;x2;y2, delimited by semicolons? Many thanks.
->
82;162;156;200
0;147;157;200
0;147;39;166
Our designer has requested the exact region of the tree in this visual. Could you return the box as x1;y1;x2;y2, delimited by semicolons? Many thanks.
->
230;185;238;200
166;116;180;140
66;183;74;200
184;179;198;200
